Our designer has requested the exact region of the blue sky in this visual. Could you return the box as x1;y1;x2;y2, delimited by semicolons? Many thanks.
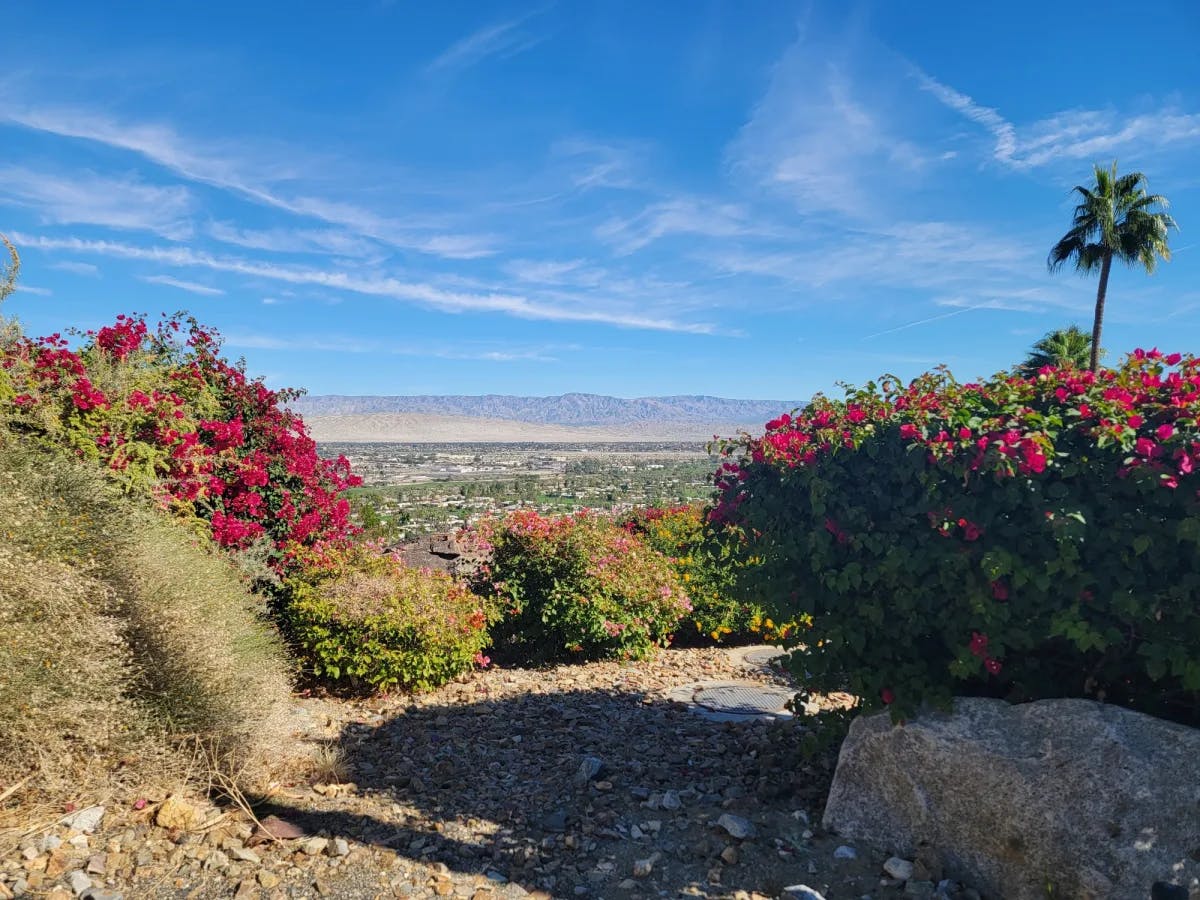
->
2;1;1198;400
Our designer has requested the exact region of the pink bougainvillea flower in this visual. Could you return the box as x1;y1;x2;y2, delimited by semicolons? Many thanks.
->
880;688;895;705
968;631;988;658
984;658;1002;675
990;580;1008;601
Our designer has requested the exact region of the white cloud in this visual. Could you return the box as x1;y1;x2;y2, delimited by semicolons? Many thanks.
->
0;166;192;238
425;16;543;74
13;284;52;296
50;260;100;276
16;234;718;334
139;274;225;295
596;198;774;254
1;104;497;258
207;222;381;258
225;332;559;362
915;70;1200;170
729;35;936;218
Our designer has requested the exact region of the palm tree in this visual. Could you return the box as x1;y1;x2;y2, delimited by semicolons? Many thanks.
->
1048;162;1176;372
1018;325;1093;374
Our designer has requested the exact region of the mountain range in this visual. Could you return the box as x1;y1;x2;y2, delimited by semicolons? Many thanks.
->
292;393;806;443
290;393;804;427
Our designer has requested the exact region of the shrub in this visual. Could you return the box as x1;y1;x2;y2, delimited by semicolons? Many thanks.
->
473;510;691;663
0;441;292;812
620;504;783;643
715;351;1200;726
0;314;359;569
283;544;493;692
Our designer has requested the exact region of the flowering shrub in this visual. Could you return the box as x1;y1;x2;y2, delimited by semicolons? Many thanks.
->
283;544;494;692
471;510;692;662
620;504;787;642
715;351;1200;726
0;314;359;567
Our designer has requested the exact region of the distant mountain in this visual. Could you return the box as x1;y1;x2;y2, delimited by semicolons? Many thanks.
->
289;393;805;428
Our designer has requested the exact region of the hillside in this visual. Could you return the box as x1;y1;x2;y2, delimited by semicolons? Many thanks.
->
289;392;804;428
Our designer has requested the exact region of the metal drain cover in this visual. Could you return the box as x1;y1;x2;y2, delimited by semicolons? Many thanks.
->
741;646;787;667
694;683;793;715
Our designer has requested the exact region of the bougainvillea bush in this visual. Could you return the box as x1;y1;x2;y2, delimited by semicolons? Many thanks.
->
714;351;1200;726
0;314;359;570
620;504;791;643
283;544;493;692
471;510;692;663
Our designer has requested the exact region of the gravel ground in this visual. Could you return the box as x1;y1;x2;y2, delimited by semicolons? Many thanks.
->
1;648;955;900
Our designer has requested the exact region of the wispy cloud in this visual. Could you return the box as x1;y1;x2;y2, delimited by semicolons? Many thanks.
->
138;274;225;296
596;198;775;254
0;165;192;238
729;34;937;218
16;234;718;334
915;69;1200;170
207;221;381;258
50;260;100;276
14;284;52;296
1;103;497;259
425;14;544;75
225;332;559;362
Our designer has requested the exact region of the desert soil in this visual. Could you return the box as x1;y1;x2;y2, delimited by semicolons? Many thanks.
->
2;648;932;900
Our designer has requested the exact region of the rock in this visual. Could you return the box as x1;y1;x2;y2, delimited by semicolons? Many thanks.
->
883;856;915;881
780;887;826;900
66;870;92;896
716;814;755;840
228;845;261;864
60;807;105;835
253;815;307;841
903;882;935;899
823;697;1200;900
40;835;63;853
85;855;106;876
80;891;122;900
575;757;604;785
661;791;682;811
332;838;350;857
154;797;202;832
631;854;659;878
257;870;280;889
720;845;739;865
539;809;568;833
302;837;330;856
1151;885;1190;900
832;845;857;860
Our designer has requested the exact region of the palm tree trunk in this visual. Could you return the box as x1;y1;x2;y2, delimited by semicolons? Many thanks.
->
1090;252;1113;372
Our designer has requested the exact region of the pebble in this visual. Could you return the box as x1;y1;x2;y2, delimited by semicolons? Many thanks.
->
833;844;857;860
59;807;105;835
661;791;682;810
257;870;280;889
66;870;92;896
575;757;604;785
780;887;826;900
884;856;915;881
904;882;935;899
332;838;350;857
632;854;659;878
720;845;739;865
302;837;330;856
716;814;756;840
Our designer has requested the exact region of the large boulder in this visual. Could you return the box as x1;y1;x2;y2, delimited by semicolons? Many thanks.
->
823;697;1200;900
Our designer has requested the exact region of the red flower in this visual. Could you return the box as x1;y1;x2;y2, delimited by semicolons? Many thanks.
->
899;423;919;440
990;580;1008;601
880;688;895;705
968;631;988;658
984;658;1002;675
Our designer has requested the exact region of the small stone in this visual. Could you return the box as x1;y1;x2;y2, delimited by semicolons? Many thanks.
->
154;797;202;832
833;844;858;860
66;871;92;896
780;887;826;900
575;757;604;785
539;809;568;833
20;848;38;861
204;849;230;870
904;882;935;900
85;855;106;876
720;845;739;865
302;837;330;856
661;791;682;811
332;838;350;857
40;835;63;853
60;807;105;835
884;856;915;881
716;814;755;840
67;835;89;850
254;815;307;841
257;870;281;889
229;845;261;864
631;854;658;878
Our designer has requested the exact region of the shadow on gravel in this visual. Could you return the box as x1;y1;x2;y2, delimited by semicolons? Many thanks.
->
255;683;844;898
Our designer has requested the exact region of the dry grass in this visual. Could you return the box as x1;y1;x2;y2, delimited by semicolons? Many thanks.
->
0;440;293;830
